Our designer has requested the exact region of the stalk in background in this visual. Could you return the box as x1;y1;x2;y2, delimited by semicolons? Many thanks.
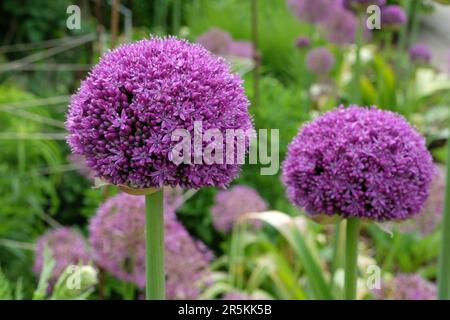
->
438;132;450;299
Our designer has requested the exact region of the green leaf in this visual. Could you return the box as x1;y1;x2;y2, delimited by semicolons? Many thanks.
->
242;211;333;300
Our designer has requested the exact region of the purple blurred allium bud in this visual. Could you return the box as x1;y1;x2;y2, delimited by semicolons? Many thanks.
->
305;47;336;75
344;0;386;11
34;227;91;282
373;274;437;300
322;7;357;45
381;5;407;28
89;193;212;299
196;27;233;56
211;185;268;232
228;41;255;59
409;43;432;64
295;36;311;49
399;166;446;235
282;106;434;221
66;37;253;189
287;0;338;24
67;154;95;180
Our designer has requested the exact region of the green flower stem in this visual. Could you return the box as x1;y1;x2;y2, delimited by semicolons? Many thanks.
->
145;188;165;300
438;135;450;300
344;218;359;300
352;15;363;104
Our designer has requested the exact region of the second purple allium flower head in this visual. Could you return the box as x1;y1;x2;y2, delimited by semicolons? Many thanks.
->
282;106;434;221
66;37;253;189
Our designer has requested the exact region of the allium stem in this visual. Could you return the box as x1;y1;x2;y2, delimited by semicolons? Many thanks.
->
438;139;450;300
145;189;165;300
344;218;359;300
352;15;363;104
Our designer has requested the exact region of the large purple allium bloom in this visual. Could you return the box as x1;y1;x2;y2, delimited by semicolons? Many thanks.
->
282;106;434;221
381;5;407;28
89;193;212;299
211;185;268;232
305;47;336;76
373;274;437;300
287;0;338;24
399;166;446;235
196;28;233;56
34;227;91;282
322;7;357;45
409;43;432;64
66;37;252;189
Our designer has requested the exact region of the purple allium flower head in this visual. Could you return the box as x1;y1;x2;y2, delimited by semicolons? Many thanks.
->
305;47;336;75
409;43;432;64
322;7;358;45
211;185;268;232
381;5;407;28
287;0;338;24
295;36;311;49
34;227;91;282
373;274;437;300
282;106;434;221
196;28;233;56
344;0;386;11
399;166;446;235
66;37;253;189
89;193;212;299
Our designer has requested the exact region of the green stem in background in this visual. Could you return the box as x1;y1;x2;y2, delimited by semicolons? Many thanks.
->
18;139;26;174
344;218;359;300
438;133;450;300
145;189;165;300
408;0;421;46
172;0;181;35
352;15;363;104
251;0;260;108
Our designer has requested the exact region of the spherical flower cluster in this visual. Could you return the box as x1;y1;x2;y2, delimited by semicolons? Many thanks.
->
381;5;407;28
409;43;432;64
211;185;268;232
287;0;338;24
295;36;311;49
282;106;434;221
89;193;212;299
34;227;91;282
305;47;336;76
373;274;437;300
322;7;357;45
399;166;446;235
66;37;253;189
